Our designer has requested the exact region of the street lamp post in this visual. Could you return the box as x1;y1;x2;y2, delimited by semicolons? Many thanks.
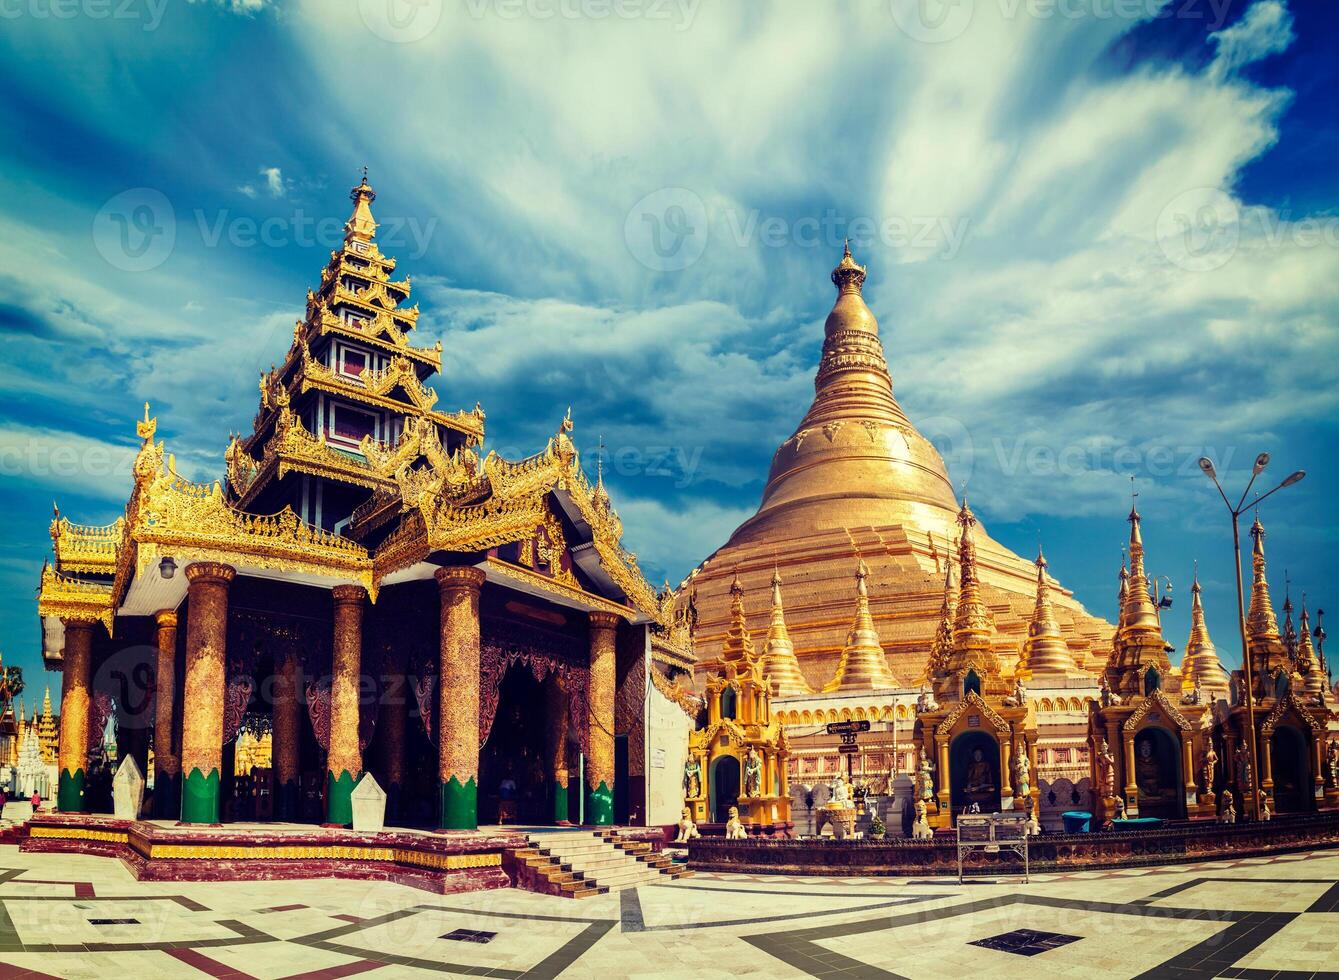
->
1198;453;1305;822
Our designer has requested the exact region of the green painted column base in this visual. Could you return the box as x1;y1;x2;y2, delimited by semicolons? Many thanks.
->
552;779;570;824
586;781;613;826
180;767;221;824
326;770;358;826
439;775;478;830
57;768;87;813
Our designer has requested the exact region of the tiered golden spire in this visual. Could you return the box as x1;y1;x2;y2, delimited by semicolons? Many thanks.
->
38;685;58;766
720;572;757;664
345;170;378;243
1017;547;1078;680
760;568;813;696
927;544;958;685
1297;599;1325;697
947;500;1003;690
1182;571;1230;696
1245;516;1288;680
824;559;900;691
1108;507;1172;694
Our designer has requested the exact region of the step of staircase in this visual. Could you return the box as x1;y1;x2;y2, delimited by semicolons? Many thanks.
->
524;830;691;894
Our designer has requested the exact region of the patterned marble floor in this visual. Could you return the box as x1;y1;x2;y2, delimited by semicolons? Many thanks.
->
2;844;1338;979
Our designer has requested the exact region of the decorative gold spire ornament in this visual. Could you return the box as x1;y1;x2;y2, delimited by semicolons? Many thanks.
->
345;171;378;243
720;573;757;664
1017;546;1079;680
946;500;1004;691
1245;516;1288;681
1297;599;1326;697
1182;572;1231;697
1107;507;1172;695
926;544;957;686
760;569;812;696
824;559;900;691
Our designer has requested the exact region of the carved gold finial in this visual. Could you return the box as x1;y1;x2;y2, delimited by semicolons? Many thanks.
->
830;239;867;294
761;567;813;696
824;558;898;691
1183;568;1230;696
1019;544;1078;680
345;170;378;243
136;402;157;443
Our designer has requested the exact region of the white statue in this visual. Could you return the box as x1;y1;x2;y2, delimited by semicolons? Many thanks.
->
1220;789;1236;824
674;807;700;843
1097;738;1116;799
1099;675;1117;708
830;774;852;808
1026;798;1042;837
915;753;935;803
724;805;747;840
1005;678;1028;707
1261;795;1273;821
912;798;934;840
915;686;939;713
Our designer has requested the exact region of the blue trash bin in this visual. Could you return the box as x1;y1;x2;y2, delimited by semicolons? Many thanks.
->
1061;810;1092;833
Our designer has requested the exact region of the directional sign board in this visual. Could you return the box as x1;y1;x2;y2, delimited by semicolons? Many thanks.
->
837;743;861;755
825;720;871;736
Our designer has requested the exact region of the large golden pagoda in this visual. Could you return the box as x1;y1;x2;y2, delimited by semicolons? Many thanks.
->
683;244;1112;685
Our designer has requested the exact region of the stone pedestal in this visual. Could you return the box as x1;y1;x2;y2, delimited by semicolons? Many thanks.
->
113;756;146;820
351;772;387;833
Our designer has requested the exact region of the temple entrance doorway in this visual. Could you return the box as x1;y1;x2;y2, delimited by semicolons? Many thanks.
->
479;667;550;825
710;755;740;823
1270;725;1313;814
1133;726;1184;819
950;731;1000;819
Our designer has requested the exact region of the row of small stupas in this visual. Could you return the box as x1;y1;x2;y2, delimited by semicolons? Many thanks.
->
681;244;1331;704
1;685;59;769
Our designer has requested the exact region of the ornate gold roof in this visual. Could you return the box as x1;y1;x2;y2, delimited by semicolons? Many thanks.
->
944;501;1005;693
1106;508;1172;696
1246;516;1289;677
760;569;812;696
824;559;900;692
720;574;758;665
1017;547;1080;680
49;511;122;576
1182;574;1230;695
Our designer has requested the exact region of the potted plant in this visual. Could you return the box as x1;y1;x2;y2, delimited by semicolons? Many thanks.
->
867;811;886;839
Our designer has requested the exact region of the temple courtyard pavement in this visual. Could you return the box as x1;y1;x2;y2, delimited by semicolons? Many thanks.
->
0;839;1338;979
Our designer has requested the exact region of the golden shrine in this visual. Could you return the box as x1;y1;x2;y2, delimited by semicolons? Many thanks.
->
35;175;689;830
1088;508;1213;823
681;244;1113;692
1216;518;1332;815
913;501;1039;828
685;576;791;829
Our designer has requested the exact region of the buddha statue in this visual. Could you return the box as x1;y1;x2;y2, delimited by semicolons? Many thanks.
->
963;746;995;796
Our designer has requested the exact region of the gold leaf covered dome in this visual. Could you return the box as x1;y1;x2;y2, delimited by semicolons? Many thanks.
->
726;242;959;549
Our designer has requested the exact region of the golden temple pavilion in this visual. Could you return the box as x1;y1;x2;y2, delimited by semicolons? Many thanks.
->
36;176;689;830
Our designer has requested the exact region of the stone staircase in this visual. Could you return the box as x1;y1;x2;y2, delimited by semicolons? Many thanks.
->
511;829;692;898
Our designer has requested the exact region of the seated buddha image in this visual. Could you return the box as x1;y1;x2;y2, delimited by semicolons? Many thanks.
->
1135;736;1173;801
963;747;996;797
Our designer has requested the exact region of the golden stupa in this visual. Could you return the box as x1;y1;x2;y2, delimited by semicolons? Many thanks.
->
684;244;1112;686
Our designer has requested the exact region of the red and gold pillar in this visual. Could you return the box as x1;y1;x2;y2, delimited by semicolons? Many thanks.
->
326;584;366;826
180;561;235;824
546;674;570;824
152;609;181;819
272;654;302;822
378;666;407;824
436;566;485;830
586;612;619;826
56;620;94;812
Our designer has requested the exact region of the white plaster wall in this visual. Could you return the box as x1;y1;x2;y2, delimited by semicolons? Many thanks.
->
646;685;696;826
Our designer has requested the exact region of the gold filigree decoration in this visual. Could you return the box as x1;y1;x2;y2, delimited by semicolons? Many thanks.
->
1260;690;1326;735
1122;687;1192;732
935;690;1010;736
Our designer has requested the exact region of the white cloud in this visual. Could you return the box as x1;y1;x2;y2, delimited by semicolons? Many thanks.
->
261;166;285;197
1209;0;1295;80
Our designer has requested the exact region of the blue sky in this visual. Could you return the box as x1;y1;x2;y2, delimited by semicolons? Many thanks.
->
2;0;1336;703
